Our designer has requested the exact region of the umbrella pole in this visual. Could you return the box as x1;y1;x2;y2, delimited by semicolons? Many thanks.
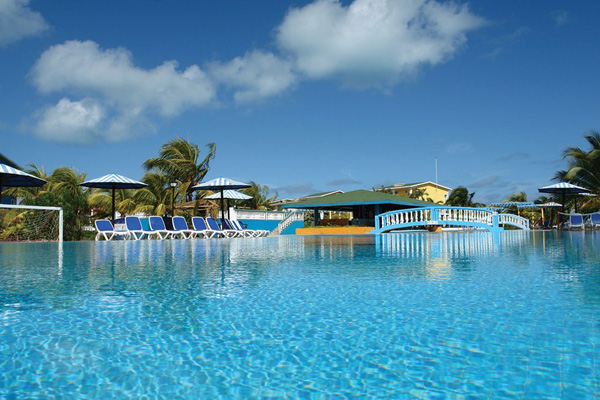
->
112;187;116;224
227;198;230;220
220;189;225;223
559;192;566;231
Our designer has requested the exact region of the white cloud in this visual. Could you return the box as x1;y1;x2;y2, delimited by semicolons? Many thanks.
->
0;0;49;47
276;0;484;87
32;40;215;116
208;50;296;103
31;40;216;143
34;98;104;144
28;0;486;143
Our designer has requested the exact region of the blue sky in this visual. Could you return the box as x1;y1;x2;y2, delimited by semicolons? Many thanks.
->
0;0;599;203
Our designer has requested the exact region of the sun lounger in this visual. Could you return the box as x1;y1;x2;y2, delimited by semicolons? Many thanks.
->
231;219;268;237
126;216;160;240
94;219;130;241
149;216;182;239
191;217;218;238
223;219;248;237
172;216;196;239
206;217;239;238
565;214;584;230
224;218;253;237
589;213;600;229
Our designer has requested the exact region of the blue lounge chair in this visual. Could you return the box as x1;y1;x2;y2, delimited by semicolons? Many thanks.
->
224;219;252;237
236;219;269;237
565;214;584;230
94;219;130;241
172;216;196;239
126;216;159;240
588;213;600;229
206;217;239;238
231;219;267;237
191;217;218;238
149;216;181;239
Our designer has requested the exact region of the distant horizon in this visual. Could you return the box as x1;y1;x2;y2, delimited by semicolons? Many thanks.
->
1;0;598;204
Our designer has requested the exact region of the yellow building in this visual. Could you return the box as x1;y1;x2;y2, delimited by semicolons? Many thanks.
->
380;181;451;204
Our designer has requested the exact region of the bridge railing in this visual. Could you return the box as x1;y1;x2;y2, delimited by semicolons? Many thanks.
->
379;208;432;228
374;206;529;233
438;207;494;225
498;213;530;230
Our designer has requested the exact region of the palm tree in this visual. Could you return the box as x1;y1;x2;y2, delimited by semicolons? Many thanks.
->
143;137;216;202
409;188;427;200
241;181;278;210
133;173;171;216
556;132;600;212
88;188;137;219
558;132;600;188
32;167;91;240
4;163;50;201
445;186;475;207
506;191;527;203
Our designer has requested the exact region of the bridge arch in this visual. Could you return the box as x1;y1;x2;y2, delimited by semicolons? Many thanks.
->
372;206;529;234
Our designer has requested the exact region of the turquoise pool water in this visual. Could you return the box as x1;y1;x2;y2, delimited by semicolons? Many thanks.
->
0;231;599;398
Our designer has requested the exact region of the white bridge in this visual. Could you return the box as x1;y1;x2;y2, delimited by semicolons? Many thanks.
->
373;206;529;234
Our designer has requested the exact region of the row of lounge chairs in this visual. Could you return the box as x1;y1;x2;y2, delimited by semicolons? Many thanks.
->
94;216;269;241
562;213;600;230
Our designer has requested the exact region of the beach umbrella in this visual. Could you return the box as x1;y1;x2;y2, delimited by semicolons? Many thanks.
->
205;189;252;219
539;202;562;224
538;182;591;213
0;163;47;200
81;173;147;223
192;178;251;222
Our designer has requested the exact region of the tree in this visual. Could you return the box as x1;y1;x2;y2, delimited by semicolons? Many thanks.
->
507;191;527;203
409;188;427;200
88;188;137;219
4;163;50;201
445;186;476;207
408;188;438;203
241;181;278;210
143;137;216;202
133;173;171;216
555;131;600;212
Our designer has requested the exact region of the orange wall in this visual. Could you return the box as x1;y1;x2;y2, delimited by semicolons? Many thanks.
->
296;227;373;235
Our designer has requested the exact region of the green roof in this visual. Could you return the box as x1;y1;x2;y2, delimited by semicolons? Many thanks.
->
282;189;432;209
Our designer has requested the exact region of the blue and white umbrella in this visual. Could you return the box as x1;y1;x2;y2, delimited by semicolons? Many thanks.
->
192;177;251;221
205;190;251;219
0;163;47;199
205;190;252;201
192;177;251;191
539;182;591;212
81;173;147;222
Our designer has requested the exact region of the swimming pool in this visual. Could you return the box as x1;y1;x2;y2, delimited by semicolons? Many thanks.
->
0;231;598;398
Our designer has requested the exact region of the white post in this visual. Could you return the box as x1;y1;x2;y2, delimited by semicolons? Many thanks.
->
59;208;64;242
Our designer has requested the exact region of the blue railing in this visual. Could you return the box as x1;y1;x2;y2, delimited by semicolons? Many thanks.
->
373;206;529;234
